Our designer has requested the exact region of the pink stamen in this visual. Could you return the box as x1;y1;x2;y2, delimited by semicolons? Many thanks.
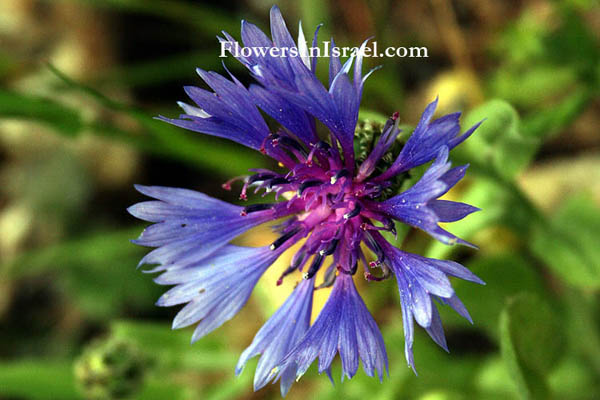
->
222;175;247;191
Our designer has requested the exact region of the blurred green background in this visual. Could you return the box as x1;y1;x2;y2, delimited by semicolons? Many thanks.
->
0;0;599;399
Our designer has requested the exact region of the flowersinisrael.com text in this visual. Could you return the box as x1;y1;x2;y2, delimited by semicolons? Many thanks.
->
219;40;429;59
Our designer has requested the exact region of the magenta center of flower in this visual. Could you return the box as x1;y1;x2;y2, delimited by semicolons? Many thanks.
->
235;135;396;286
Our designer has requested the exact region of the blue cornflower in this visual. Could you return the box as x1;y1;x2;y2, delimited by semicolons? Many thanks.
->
128;5;484;396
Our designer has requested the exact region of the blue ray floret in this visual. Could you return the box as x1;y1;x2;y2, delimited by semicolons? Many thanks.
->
236;277;315;396
273;273;388;383
129;5;485;395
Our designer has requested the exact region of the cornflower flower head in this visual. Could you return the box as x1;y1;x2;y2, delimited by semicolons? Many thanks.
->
128;5;485;396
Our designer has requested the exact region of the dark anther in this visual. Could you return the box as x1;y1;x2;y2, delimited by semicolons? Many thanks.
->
241;203;274;216
247;173;277;185
364;232;385;261
343;204;362;220
349;262;358;275
276;265;297;286
277;250;307;285
277;136;308;157
314;141;331;151
303;253;324;280
316;263;337;289
267;177;290;188
382;116;395;133
331;168;349;184
337;262;357;275
383;218;396;235
319;238;339;256
291;250;307;270
297;179;323;196
270;227;301;251
368;185;384;198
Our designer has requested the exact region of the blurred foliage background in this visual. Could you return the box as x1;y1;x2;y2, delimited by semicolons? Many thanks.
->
0;0;599;399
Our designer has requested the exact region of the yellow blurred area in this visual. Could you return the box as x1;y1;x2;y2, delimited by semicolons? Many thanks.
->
423;68;483;113
237;223;332;324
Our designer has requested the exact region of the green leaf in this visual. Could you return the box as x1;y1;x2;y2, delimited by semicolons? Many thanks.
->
0;50;20;79
489;66;577;107
417;390;465;400
134;378;192;400
0;360;80;400
358;108;389;123
491;11;548;67
548;356;600;399
499;293;564;399
202;372;252;400
299;0;331;34
1;227;162;318
564;289;600;376
0;90;83;136
133;376;192;400
425;177;512;260
47;64;265;176
475;356;519;399
531;193;600;288
110;320;237;371
521;88;594;139
46;0;238;34
92;51;225;88
379;314;483;398
544;9;600;80
465;99;518;142
439;253;545;339
1;227;143;279
460;100;538;180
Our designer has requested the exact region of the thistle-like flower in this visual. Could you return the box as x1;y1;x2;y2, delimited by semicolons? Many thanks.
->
128;6;484;396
